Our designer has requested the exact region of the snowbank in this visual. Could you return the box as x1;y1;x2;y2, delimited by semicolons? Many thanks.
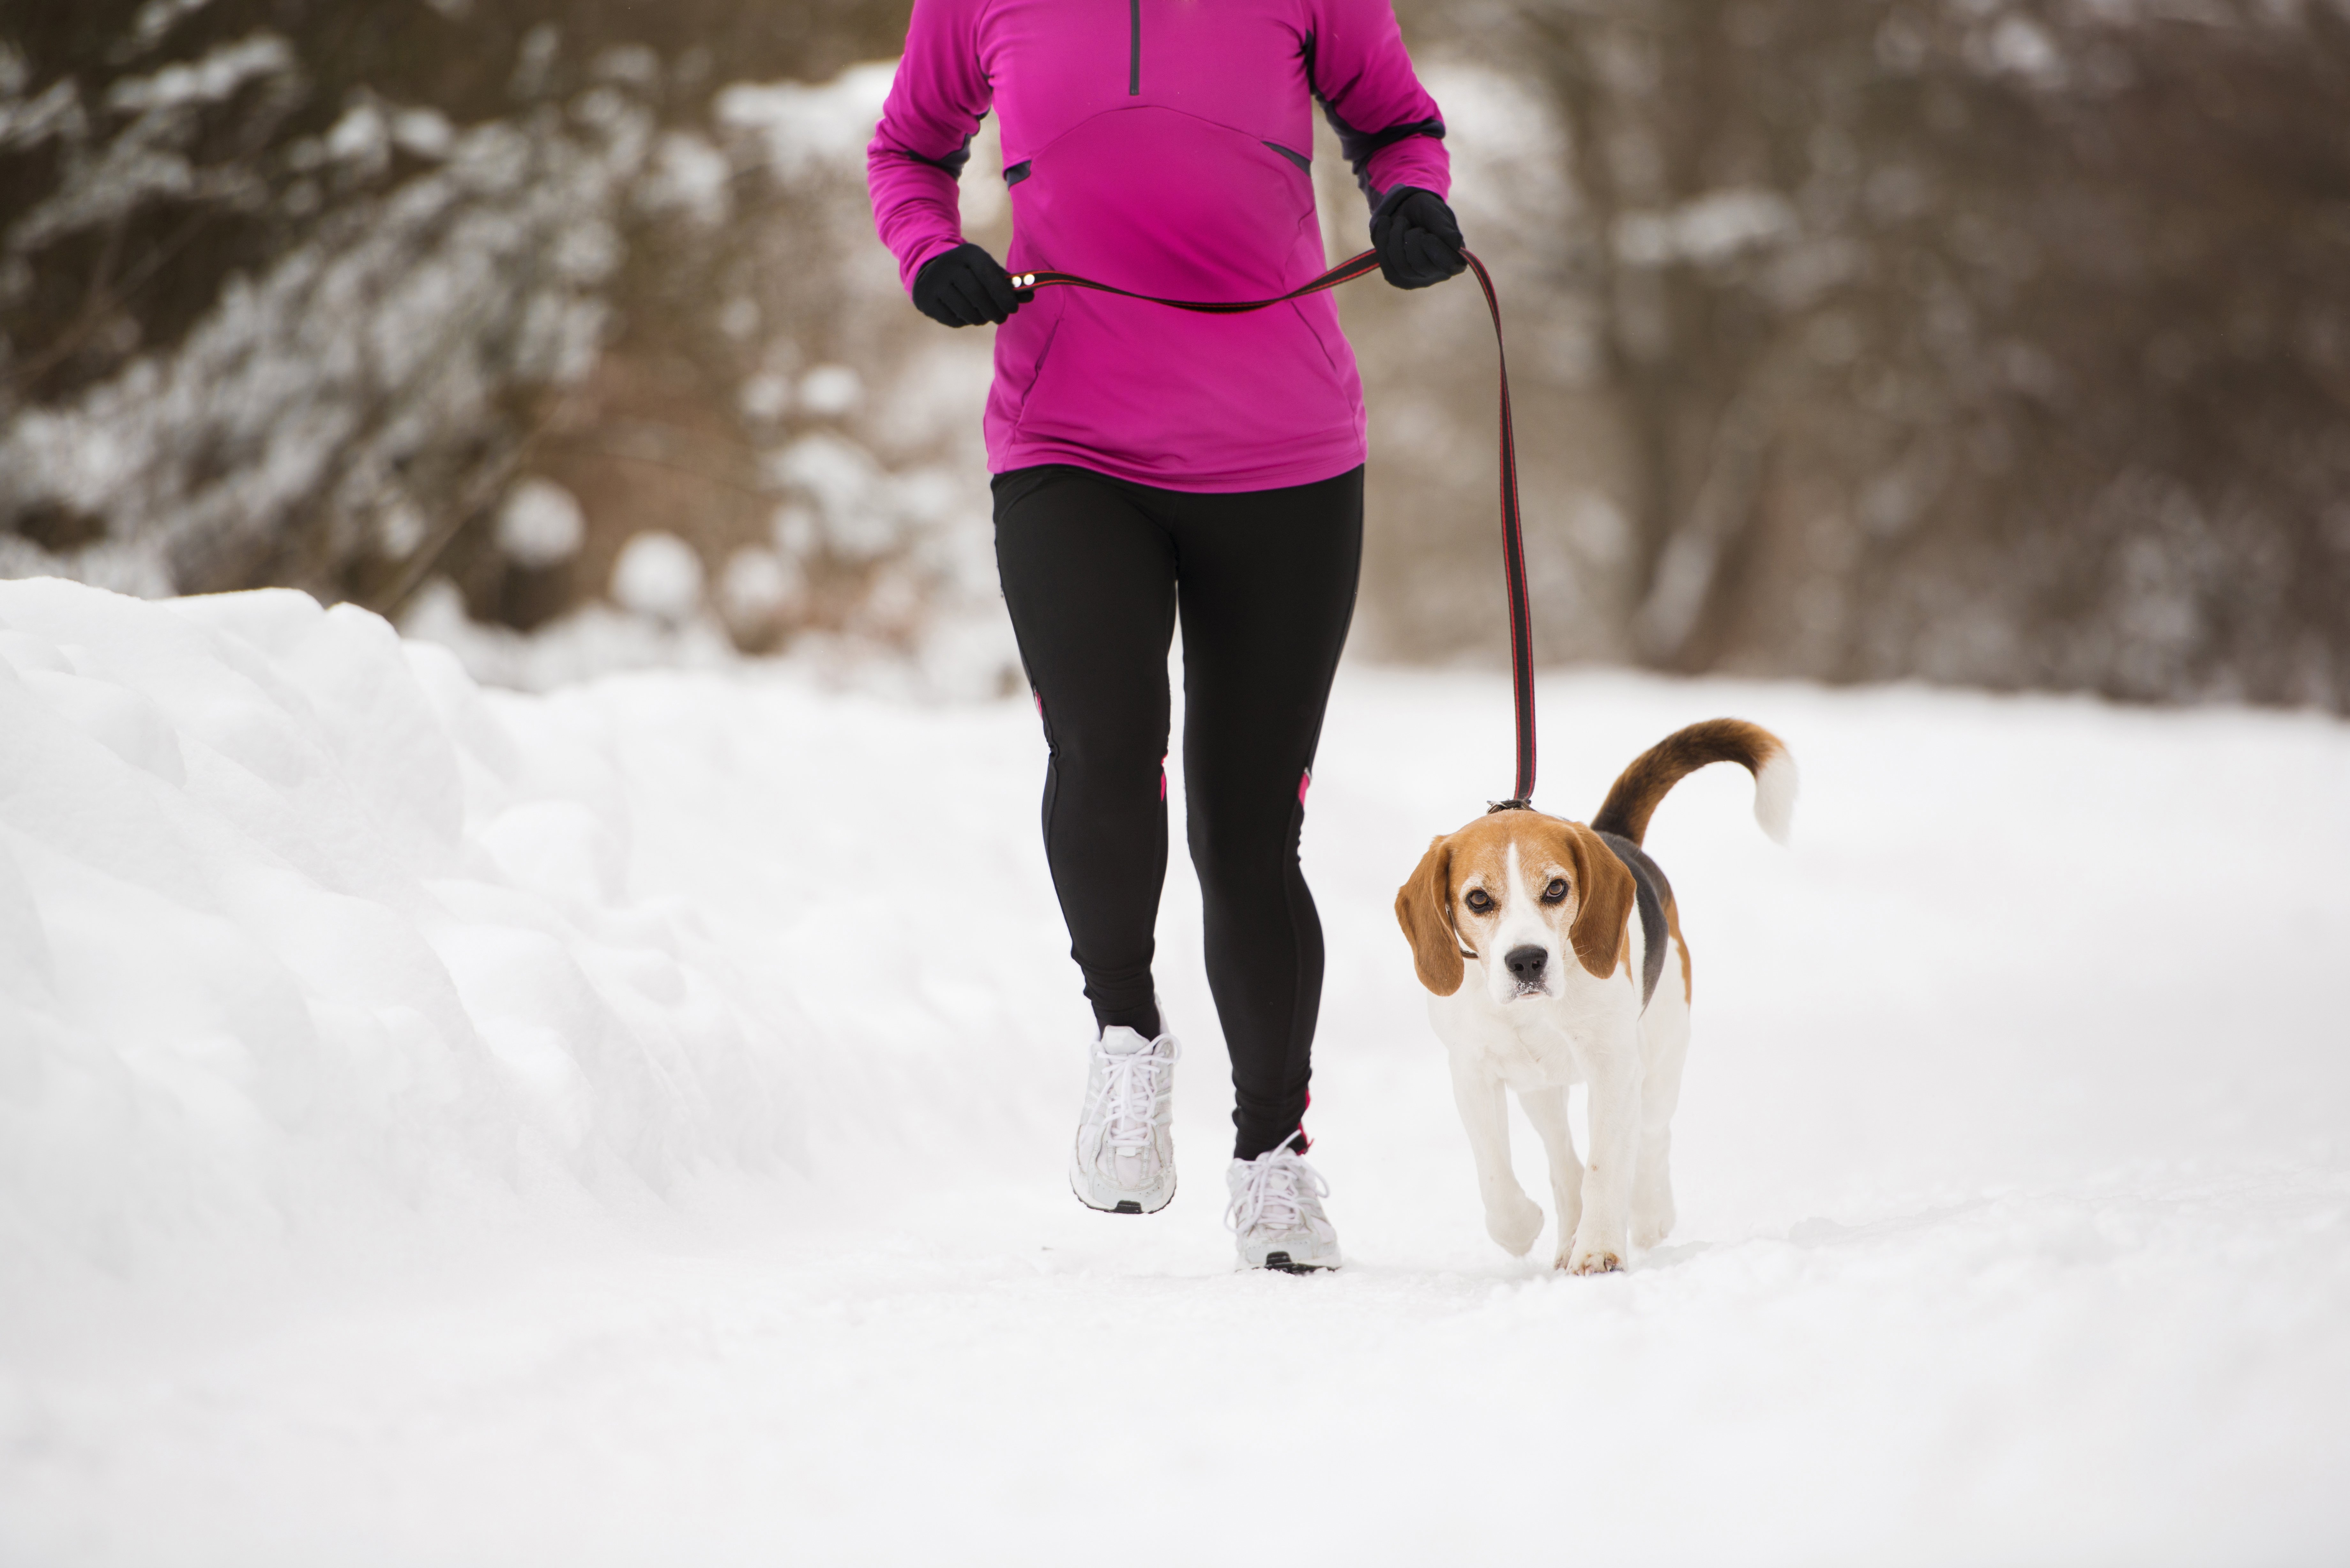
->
0;579;804;1328
5;577;2348;1564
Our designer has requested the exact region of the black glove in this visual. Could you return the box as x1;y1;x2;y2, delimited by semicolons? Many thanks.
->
1371;187;1467;290
912;243;1023;327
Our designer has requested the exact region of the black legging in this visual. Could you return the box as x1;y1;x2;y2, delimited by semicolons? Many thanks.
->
993;463;1363;1160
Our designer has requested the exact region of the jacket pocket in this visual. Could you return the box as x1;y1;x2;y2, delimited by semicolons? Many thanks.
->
995;282;1070;443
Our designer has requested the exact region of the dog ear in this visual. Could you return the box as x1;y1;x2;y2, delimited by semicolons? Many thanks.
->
1395;833;1465;996
1560;825;1638;980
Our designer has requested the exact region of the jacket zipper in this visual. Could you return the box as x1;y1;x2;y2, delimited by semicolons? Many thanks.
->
1128;0;1140;94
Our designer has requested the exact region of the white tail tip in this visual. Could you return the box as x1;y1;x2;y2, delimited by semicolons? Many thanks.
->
1752;746;1798;846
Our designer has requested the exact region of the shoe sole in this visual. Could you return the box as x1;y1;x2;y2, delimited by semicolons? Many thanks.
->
1256;1250;1339;1274
1069;1164;1175;1216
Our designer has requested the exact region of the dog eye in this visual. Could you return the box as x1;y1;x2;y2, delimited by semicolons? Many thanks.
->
1542;878;1569;904
1463;889;1493;913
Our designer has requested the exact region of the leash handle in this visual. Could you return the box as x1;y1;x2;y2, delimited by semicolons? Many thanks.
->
1013;248;1536;807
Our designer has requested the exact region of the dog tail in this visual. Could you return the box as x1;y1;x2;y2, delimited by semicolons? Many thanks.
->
1591;719;1797;848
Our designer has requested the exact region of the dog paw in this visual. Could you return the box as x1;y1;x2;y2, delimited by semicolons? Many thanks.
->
1562;1222;1626;1274
1631;1208;1675;1250
1486;1194;1545;1257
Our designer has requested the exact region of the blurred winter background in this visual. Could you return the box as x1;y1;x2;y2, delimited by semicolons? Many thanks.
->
7;0;2346;705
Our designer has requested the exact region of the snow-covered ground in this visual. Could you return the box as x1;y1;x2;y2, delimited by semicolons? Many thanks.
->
3;577;2346;1565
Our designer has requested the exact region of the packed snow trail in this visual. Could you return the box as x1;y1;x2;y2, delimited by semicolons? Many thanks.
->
3;580;2346;1565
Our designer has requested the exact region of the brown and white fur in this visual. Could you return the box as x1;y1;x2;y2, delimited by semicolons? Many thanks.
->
1394;720;1796;1274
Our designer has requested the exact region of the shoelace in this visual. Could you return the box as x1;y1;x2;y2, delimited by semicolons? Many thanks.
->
1087;1046;1171;1162
1225;1148;1329;1236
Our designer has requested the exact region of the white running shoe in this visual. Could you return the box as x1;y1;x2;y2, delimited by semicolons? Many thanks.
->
1225;1146;1341;1272
1069;1026;1180;1215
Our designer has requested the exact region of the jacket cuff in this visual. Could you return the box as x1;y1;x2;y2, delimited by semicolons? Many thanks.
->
1365;140;1451;207
898;232;967;296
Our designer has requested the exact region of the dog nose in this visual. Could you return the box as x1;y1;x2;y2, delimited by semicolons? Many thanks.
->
1504;945;1547;985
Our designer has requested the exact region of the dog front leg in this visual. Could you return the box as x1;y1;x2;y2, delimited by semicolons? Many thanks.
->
1516;1084;1582;1254
1566;1047;1641;1275
1447;1050;1543;1257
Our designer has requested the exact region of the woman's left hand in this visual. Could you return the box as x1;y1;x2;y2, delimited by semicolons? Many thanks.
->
1372;189;1468;290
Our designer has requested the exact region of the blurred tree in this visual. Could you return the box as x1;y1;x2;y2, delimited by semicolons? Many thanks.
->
1416;0;2350;706
0;0;993;663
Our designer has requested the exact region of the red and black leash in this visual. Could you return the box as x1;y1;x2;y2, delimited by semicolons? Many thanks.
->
1012;248;1537;810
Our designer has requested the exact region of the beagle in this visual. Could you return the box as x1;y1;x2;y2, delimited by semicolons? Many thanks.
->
1394;720;1796;1274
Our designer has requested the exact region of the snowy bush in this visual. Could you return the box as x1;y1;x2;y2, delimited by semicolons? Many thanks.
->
609;530;705;623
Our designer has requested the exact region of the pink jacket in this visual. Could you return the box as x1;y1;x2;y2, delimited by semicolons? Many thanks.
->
867;0;1450;491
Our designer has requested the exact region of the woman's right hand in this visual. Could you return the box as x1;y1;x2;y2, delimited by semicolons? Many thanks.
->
913;244;1025;327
